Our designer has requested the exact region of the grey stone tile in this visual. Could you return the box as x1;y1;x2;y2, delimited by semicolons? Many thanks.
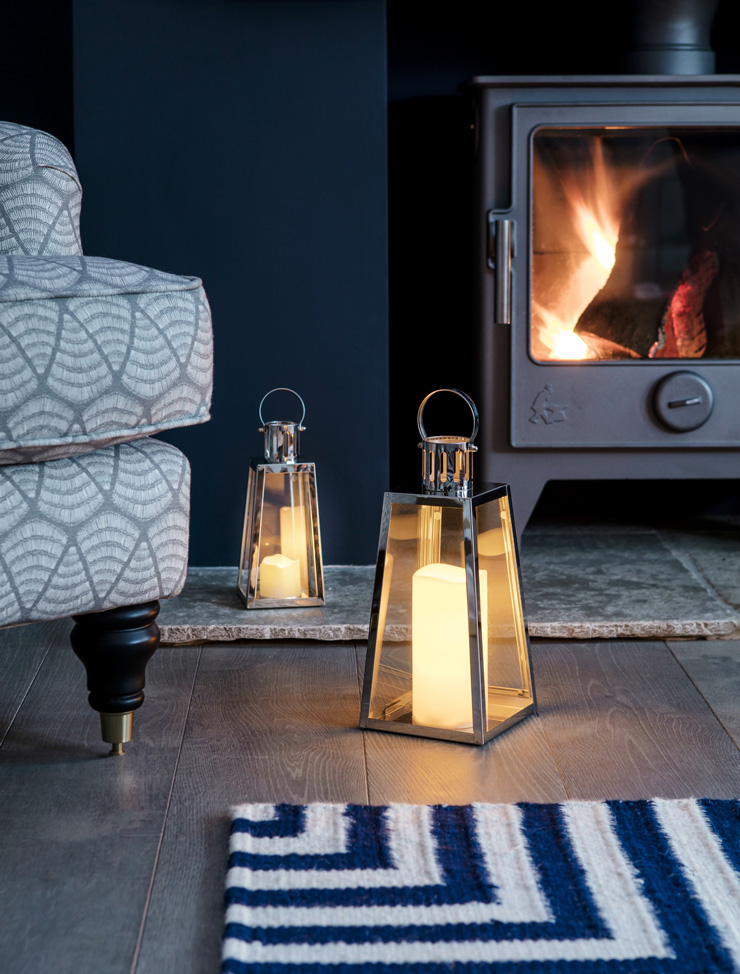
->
159;565;374;643
657;519;740;612
158;525;740;644
521;529;738;639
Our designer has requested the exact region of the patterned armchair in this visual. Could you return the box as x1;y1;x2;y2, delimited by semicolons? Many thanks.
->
0;122;213;753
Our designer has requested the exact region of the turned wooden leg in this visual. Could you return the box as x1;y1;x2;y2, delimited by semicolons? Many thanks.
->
70;601;160;755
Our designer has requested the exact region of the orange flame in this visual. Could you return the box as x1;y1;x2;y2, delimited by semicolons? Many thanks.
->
533;139;622;361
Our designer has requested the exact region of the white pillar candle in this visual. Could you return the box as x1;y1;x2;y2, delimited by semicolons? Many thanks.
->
477;526;505;558
259;553;301;599
412;562;488;731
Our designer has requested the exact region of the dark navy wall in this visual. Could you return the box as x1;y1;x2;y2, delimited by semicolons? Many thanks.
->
0;4;74;151
72;0;388;566
385;0;740;511
6;1;740;560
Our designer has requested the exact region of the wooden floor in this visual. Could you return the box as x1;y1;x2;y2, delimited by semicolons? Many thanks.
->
2;622;740;973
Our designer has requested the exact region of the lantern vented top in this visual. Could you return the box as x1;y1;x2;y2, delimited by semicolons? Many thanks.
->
258;387;306;463
418;389;479;496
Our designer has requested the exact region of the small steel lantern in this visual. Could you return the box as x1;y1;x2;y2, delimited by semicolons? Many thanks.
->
237;388;324;608
359;388;536;744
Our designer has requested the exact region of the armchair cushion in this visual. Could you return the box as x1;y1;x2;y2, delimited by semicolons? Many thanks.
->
0;438;190;626
0;255;213;464
0;121;83;256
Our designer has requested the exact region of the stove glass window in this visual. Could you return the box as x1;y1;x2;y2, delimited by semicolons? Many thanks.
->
531;127;740;362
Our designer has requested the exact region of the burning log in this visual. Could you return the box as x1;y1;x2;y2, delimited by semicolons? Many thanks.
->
648;249;717;358
571;148;738;360
572;244;674;359
573;295;665;359
573;243;718;360
570;148;687;358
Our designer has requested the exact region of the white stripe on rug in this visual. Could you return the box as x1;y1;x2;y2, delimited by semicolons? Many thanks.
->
226;803;550;929
654;797;740;969
473;802;553;922
563;802;672;959
223;800;673;965
230;804;350;856
226;804;443;891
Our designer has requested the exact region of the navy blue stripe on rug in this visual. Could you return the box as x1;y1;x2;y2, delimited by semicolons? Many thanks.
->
607;799;734;973
226;805;607;929
699;797;740;877
231;804;305;840
229;805;391;874
224;805;612;948
222;799;740;974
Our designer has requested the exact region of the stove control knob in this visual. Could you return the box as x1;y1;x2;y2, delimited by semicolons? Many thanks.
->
652;371;714;432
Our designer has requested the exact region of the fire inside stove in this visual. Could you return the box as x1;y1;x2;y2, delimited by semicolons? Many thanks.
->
531;127;740;362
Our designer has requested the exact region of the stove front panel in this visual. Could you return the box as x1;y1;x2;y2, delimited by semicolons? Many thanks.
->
474;82;740;449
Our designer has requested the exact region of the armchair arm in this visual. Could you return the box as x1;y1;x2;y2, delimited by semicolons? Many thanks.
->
0;121;82;257
0;255;213;465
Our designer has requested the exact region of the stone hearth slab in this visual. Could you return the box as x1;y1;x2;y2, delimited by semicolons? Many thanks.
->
158;523;740;644
159;565;373;644
521;527;737;639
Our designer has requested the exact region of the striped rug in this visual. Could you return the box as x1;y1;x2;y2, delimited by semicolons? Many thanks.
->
222;799;740;973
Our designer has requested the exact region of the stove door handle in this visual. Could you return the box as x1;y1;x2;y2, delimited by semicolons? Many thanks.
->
487;215;514;325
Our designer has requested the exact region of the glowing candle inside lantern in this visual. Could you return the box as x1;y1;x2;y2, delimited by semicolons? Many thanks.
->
412;563;488;730
477;527;505;558
259;553;301;599
280;505;308;591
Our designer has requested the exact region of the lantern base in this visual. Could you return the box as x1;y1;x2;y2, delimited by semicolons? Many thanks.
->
238;593;326;610
360;701;536;746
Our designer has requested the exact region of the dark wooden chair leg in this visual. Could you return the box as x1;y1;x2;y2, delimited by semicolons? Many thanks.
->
70;601;160;755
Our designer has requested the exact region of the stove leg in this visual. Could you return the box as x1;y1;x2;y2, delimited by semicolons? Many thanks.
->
70;601;160;755
509;475;548;543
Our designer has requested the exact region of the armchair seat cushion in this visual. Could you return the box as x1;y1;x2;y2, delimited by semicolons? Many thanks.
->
0;438;190;627
0;255;213;464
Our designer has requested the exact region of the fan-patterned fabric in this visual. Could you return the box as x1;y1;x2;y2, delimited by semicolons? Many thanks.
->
0;438;190;625
0;119;212;628
0;254;213;463
0;121;82;257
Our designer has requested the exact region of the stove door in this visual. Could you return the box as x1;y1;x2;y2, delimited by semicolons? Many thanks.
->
503;103;740;448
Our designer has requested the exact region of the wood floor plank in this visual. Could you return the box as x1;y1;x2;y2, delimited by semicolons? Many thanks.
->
668;639;740;747
8;631;740;974
0;619;64;745
355;644;568;804
533;639;740;800
0;631;200;974
134;641;368;974
363;717;568;804
2;624;198;755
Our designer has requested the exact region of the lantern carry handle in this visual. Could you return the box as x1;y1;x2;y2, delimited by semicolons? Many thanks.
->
417;388;479;444
258;387;306;428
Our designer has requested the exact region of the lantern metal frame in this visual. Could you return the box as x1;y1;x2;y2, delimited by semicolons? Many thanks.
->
359;389;536;745
237;388;325;610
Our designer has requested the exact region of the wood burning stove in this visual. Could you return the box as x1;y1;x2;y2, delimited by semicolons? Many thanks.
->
468;73;740;537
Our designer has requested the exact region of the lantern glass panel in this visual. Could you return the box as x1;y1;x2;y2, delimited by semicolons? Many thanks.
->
475;495;534;731
368;500;483;732
238;465;321;605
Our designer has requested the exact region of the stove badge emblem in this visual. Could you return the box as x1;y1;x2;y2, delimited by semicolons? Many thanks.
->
529;384;568;425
